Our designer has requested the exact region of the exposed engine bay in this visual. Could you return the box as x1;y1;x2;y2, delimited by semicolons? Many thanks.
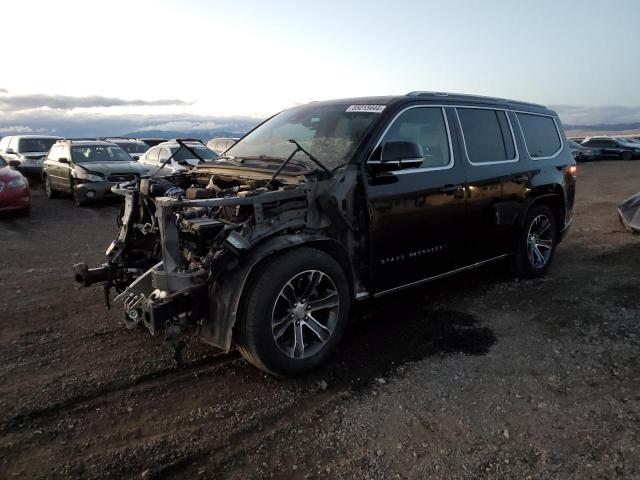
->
74;163;367;359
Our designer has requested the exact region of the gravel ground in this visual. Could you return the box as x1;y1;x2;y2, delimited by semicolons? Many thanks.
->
1;161;639;479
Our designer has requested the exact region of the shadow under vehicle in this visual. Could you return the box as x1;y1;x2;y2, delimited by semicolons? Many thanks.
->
75;92;576;376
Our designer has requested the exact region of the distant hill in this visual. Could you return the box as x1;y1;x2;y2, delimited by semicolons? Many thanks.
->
565;122;640;132
122;128;251;142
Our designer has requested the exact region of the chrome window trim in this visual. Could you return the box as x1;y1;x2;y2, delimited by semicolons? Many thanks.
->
454;107;520;166
367;106;455;174
514;112;564;161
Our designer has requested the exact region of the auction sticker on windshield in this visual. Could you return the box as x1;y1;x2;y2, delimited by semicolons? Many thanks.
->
346;105;386;113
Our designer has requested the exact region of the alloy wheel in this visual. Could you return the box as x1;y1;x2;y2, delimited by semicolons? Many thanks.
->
527;214;554;268
271;270;340;359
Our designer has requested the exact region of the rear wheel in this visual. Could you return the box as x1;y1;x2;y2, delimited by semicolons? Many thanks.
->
512;204;557;278
43;175;58;199
235;247;350;376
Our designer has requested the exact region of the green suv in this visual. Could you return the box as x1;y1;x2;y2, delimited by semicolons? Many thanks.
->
42;139;148;206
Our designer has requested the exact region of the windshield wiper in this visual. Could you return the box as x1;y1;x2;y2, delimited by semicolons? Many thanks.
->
264;139;332;190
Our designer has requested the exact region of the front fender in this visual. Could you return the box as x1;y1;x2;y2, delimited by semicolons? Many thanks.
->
200;234;345;351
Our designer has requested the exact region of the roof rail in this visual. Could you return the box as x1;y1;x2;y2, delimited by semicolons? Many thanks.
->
100;136;137;141
405;91;546;109
58;138;102;142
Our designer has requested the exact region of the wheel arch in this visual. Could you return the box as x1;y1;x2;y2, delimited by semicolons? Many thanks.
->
200;234;355;352
525;185;566;238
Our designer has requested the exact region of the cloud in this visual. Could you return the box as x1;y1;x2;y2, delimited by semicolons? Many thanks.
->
138;120;225;132
0;91;191;112
0;109;259;138
552;105;640;126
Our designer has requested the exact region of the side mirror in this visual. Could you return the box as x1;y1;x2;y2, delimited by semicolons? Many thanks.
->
8;159;20;167
380;141;424;169
5;148;16;155
132;155;140;160
58;157;69;164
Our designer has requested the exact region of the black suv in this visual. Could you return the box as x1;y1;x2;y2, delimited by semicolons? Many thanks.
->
581;136;640;160
76;92;576;375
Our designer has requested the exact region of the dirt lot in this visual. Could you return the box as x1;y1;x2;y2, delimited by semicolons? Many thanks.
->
1;162;639;479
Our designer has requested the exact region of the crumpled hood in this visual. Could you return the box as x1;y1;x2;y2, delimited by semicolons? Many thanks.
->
76;161;147;175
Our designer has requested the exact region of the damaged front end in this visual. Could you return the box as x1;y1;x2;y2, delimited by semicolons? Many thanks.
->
75;165;364;356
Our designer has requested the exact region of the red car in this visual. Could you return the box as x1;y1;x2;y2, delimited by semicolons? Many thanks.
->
0;155;30;215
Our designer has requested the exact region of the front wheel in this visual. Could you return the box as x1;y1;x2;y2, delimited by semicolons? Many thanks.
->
512;204;557;278
235;247;350;376
71;181;87;207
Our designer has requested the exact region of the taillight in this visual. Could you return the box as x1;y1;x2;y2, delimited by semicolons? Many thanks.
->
568;165;577;176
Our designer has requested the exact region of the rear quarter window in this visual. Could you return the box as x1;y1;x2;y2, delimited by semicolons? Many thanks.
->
517;113;562;159
457;108;516;164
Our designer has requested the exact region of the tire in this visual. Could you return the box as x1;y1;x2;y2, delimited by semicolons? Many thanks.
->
43;174;58;199
621;151;633;161
235;247;350;376
511;204;557;278
72;181;87;207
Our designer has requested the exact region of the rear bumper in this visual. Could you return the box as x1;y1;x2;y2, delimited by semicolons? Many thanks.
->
558;217;573;243
0;187;30;212
16;165;42;177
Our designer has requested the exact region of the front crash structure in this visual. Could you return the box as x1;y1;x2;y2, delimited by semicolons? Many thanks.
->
74;167;367;355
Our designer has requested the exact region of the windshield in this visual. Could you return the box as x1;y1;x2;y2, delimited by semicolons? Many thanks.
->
71;145;132;163
115;142;149;154
18;138;58;153
173;145;218;161
225;103;382;169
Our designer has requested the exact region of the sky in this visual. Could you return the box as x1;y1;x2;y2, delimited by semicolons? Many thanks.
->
1;0;639;135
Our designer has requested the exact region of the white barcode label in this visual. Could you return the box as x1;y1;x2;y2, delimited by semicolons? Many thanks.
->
346;104;386;113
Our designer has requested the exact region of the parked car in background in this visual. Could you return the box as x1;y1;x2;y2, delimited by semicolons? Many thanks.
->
0;154;30;215
42;140;148;206
137;139;218;177
76;91;576;375
206;137;240;155
568;139;600;161
0;135;63;177
102;137;149;160
139;138;167;147
581;136;640;160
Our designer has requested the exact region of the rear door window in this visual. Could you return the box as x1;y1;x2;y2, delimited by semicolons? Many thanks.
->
517;113;562;159
47;145;62;161
145;147;160;163
456;109;516;164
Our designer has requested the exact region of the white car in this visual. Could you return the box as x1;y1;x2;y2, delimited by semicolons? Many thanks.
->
138;140;218;176
206;137;240;155
0;135;63;177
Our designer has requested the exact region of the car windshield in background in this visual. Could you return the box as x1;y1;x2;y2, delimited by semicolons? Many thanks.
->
18;138;58;153
116;142;149;154
71;145;132;163
224;103;381;169
174;145;218;161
